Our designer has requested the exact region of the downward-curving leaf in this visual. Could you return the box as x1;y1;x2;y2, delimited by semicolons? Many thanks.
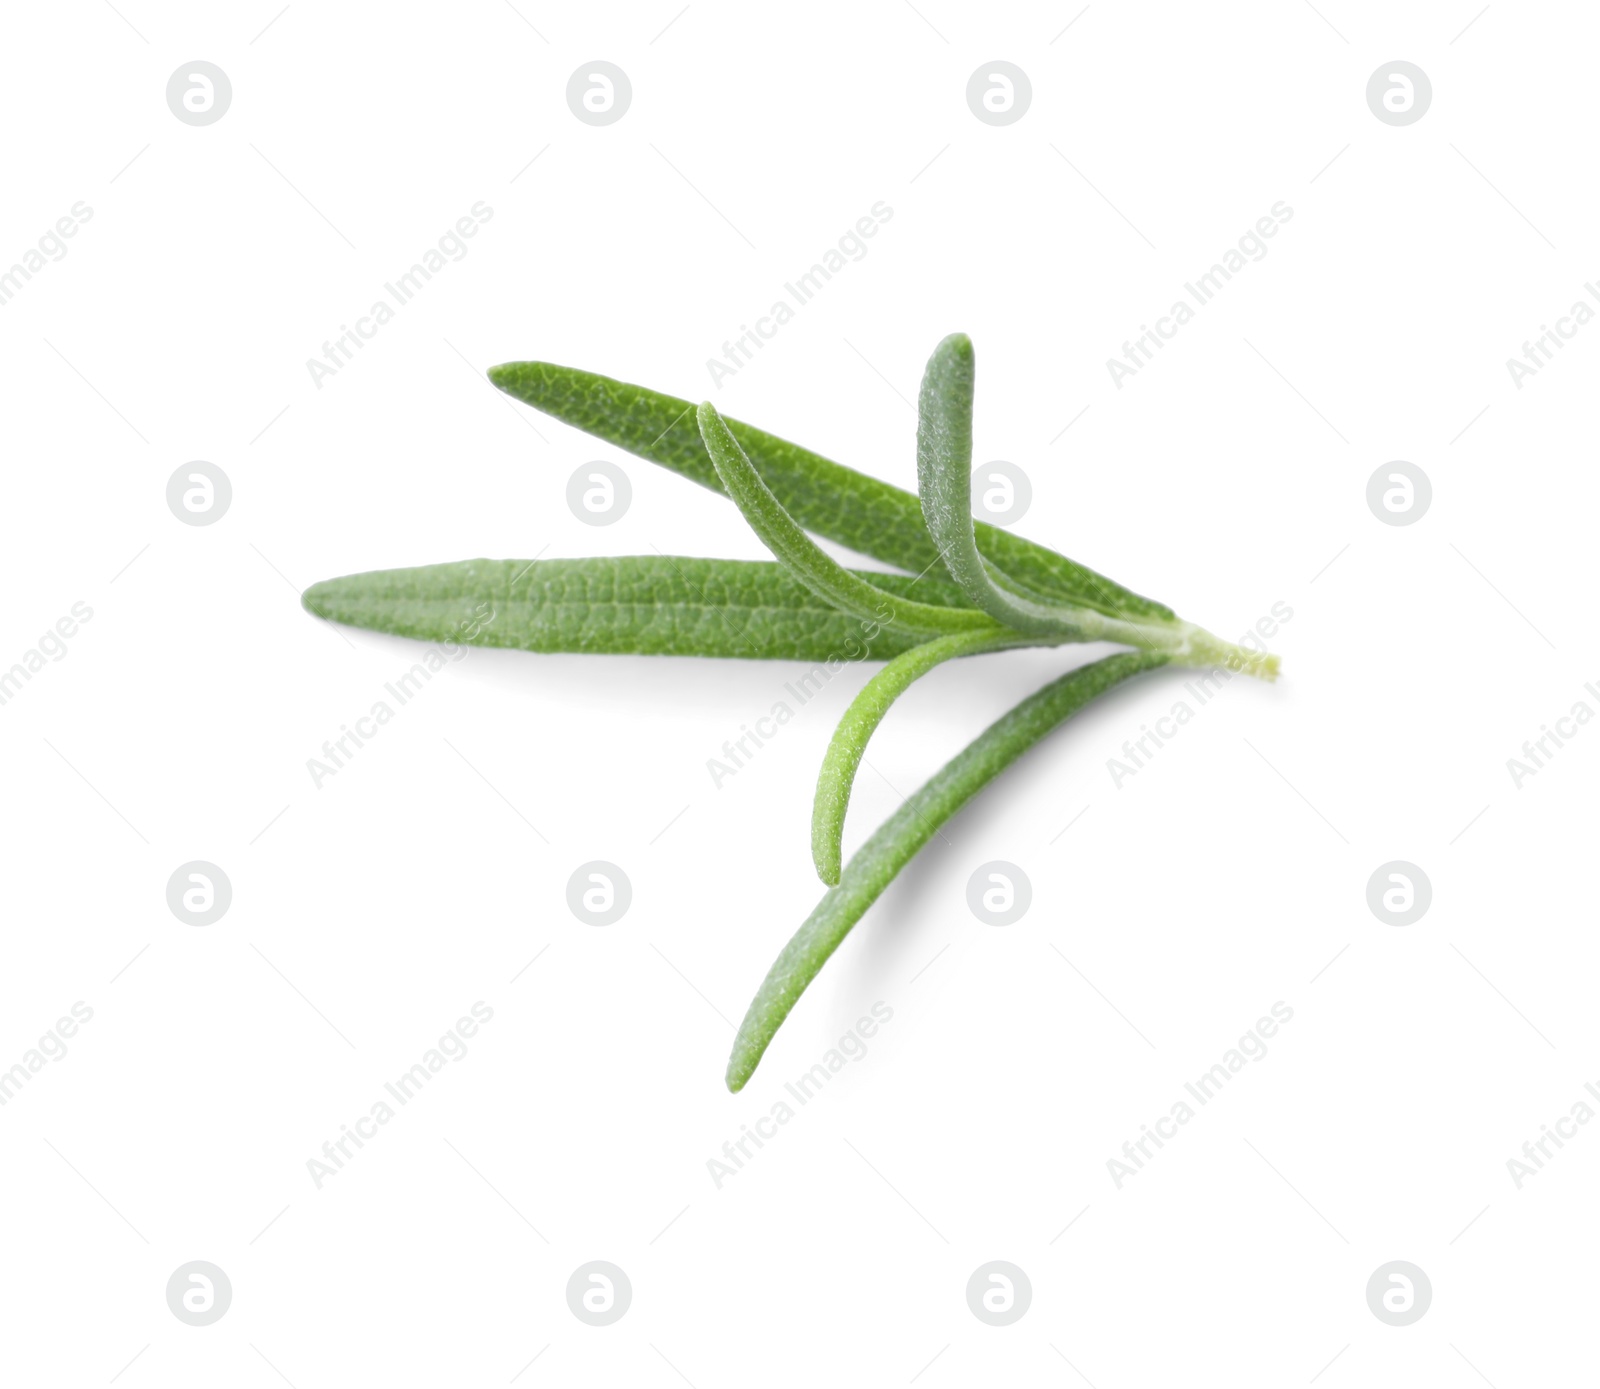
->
810;628;1042;885
727;649;1170;1092
697;402;999;640
487;361;1175;623
301;556;976;661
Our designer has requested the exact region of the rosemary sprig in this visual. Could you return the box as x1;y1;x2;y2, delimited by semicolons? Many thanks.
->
305;334;1281;1091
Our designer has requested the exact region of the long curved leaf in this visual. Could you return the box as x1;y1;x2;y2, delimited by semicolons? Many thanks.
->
726;649;1170;1092
301;556;974;661
697;402;999;639
487;361;1175;622
810;628;1040;885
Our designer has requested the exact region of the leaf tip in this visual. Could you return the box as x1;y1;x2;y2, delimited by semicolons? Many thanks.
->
812;839;842;887
300;579;334;619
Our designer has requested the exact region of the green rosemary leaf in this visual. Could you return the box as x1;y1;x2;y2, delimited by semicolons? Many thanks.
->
726;649;1170;1092
811;629;1043;886
916;334;1088;637
912;335;1283;678
487;360;1175;622
696;401;1000;639
301;556;975;662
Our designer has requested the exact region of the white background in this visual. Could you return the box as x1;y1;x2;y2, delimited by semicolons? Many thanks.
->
2;1;1596;1384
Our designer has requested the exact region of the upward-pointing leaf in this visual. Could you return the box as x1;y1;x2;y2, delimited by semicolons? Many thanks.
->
911;335;1284;679
916;333;1089;638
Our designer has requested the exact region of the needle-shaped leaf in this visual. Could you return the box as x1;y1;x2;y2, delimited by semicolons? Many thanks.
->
301;556;975;661
916;334;1089;637
810;628;1042;885
488;361;1175;623
727;648;1170;1092
696;402;999;639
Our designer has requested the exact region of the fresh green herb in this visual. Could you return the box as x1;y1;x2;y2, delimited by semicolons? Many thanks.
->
695;400;998;638
301;556;969;662
918;334;1098;638
306;334;1281;1091
808;626;1040;886
727;649;1170;1091
484;359;1173;622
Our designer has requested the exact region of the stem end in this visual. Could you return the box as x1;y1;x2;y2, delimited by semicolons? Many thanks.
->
1172;623;1281;682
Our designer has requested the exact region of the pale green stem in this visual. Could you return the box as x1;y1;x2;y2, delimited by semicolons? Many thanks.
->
914;334;1279;680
